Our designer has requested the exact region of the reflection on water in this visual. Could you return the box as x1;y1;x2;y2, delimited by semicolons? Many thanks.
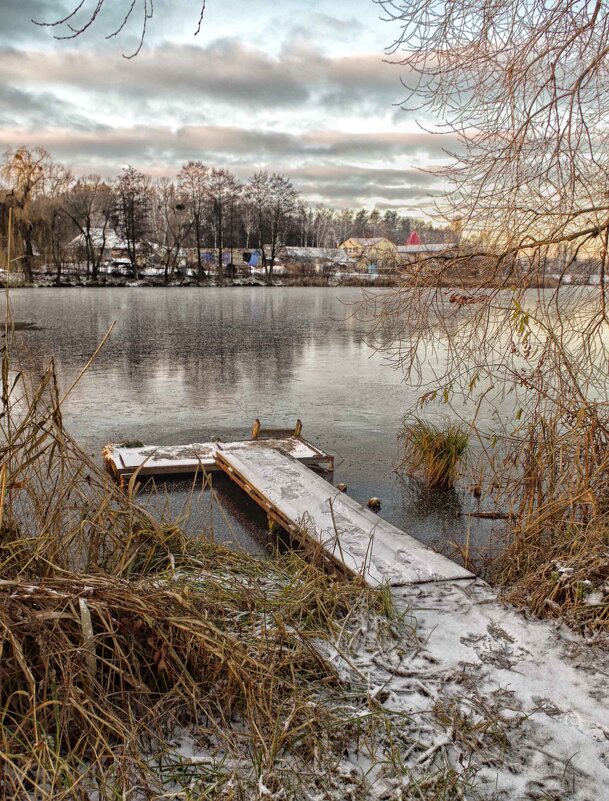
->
9;287;493;558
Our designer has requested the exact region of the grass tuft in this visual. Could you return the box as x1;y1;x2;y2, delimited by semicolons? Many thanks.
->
398;418;469;488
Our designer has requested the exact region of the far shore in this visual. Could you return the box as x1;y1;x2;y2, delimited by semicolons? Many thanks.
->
1;273;566;290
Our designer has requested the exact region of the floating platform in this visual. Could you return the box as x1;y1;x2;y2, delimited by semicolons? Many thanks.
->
216;445;474;586
103;423;334;484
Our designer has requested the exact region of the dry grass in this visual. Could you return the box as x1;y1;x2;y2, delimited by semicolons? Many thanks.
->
490;412;609;632
398;418;469;489
499;519;609;629
0;321;406;799
0;553;386;800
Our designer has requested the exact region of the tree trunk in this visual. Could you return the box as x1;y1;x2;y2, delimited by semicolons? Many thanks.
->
195;214;204;281
22;223;34;283
91;239;98;281
217;201;223;281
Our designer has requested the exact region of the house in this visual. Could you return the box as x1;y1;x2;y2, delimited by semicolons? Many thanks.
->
339;237;398;269
275;246;355;275
397;231;457;263
397;243;456;261
69;228;132;264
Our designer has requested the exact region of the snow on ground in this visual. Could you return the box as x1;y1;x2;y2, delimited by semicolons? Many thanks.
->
157;575;608;800
98;442;609;798
128;444;609;798
323;578;609;800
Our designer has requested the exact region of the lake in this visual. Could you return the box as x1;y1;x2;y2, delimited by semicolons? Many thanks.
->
8;286;493;559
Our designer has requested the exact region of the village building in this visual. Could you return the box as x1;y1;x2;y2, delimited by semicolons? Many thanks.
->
270;246;355;276
69;228;132;267
396;230;457;264
339;237;398;269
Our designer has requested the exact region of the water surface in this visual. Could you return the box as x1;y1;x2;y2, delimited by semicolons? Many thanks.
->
9;287;490;558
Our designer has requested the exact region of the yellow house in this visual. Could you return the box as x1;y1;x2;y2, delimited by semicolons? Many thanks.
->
339;237;398;267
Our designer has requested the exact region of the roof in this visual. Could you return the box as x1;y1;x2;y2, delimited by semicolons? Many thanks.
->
397;244;455;254
70;228;128;250
343;237;389;247
406;230;422;246
283;247;354;263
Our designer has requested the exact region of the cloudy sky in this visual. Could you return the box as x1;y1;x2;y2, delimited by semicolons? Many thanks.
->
0;0;451;212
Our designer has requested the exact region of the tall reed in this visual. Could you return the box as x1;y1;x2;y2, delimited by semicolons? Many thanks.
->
398;418;469;488
0;329;398;799
493;411;609;631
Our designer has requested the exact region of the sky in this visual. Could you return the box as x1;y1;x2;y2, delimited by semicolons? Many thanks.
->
0;0;451;213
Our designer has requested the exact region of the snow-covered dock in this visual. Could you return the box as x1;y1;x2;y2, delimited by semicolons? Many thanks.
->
216;444;473;586
105;426;472;586
103;434;334;483
102;431;609;797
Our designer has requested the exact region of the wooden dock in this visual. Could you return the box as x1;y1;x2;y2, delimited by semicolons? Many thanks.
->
103;432;334;484
104;422;473;587
216;445;473;586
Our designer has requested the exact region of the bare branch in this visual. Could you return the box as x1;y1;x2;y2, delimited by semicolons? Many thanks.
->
33;0;208;57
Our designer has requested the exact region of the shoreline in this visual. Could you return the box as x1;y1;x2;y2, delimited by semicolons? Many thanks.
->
2;275;566;290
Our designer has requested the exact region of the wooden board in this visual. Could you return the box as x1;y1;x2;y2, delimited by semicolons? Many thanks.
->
104;436;333;481
216;445;475;586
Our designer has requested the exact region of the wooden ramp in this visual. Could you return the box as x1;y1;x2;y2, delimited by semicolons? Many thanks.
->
216;445;474;587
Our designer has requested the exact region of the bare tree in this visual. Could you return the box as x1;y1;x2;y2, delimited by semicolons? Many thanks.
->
248;171;271;257
208;168;241;281
155;179;193;284
248;172;299;285
61;175;114;280
36;196;75;285
379;0;609;268
112;166;151;279
265;174;299;283
336;209;355;244
368;0;609;407
296;204;313;248
359;0;609;605
241;199;257;250
310;206;334;248
178;161;209;281
1;146;57;281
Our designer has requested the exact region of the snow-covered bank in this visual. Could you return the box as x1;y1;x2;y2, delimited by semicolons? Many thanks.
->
142;573;609;800
318;578;609;800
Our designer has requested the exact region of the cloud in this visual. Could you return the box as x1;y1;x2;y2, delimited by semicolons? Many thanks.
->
0;124;455;168
0;16;451;210
0;39;406;115
277;11;368;49
289;164;440;205
0;81;97;131
298;131;458;161
0;122;447;209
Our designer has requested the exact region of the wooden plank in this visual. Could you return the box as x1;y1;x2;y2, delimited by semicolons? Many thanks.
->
103;437;333;480
216;445;474;587
103;443;218;481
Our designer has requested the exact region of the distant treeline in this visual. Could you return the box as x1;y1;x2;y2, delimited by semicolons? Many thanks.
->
0;145;452;283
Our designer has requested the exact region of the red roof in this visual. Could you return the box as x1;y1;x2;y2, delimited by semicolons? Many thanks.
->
406;230;422;246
